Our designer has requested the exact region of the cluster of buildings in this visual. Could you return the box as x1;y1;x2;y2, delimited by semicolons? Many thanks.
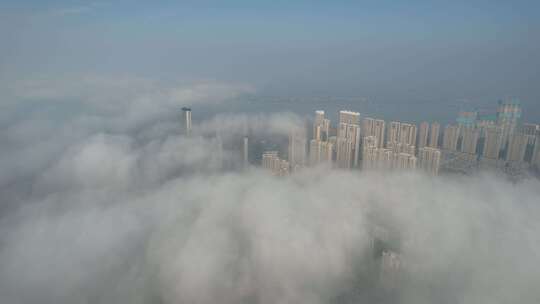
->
441;100;538;176
180;102;539;291
261;99;540;177
179;99;539;177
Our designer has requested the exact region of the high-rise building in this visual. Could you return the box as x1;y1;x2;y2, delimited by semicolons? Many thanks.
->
428;122;440;148
483;126;503;160
506;133;528;162
521;123;540;137
309;140;333;166
360;118;372;143
310;110;333;166
338;110;360;126
376;148;394;170
387;141;415;155
387;121;400;146
418;147;441;175
386;121;416;150
519;123;539;163
521;123;539;147
336;135;359;168
496;99;521;144
408;154;418;169
380;250;401;291
262;151;278;169
374;119;386;149
362;136;378;170
394;152;417;170
362;118;372;138
336;111;361;168
363;135;378;148
398;123;417;147
460;127;480;154
533;134;540;167
362;118;386;148
442;125;460;151
181;107;192;135
313;110;330;141
243;136;249;168
418;122;429;150
288;127;307;168
314;110;325;137
476;112;497;129
262;151;289;176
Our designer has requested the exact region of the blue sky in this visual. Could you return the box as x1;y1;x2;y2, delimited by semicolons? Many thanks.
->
1;1;539;121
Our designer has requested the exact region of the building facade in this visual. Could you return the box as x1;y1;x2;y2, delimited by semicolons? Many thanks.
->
336;111;361;168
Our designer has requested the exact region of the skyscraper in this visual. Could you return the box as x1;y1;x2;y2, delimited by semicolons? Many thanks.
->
313;110;330;141
314;110;325;134
521;123;540;137
362;118;385;148
262;151;289;176
418;147;441;175
362;136;378;170
243;136;249;168
496;98;521;145
380;250;401;291
181;107;192;135
418;122;429;150
506;133;528;162
309;140;333;166
387;121;400;146
394;152;417;170
460;127;480;154
521;123;539;151
428;122;440;148
533;133;540;167
377;148;394;170
262;151;278;168
483;126;503;160
336;111;361;169
442;125;460;151
362;118;373;138
387;141;414;155
374;119;386;149
288;127;307;169
398;123;417;147
363;135;379;148
338;110;360;126
386;121;416;155
310;110;333;166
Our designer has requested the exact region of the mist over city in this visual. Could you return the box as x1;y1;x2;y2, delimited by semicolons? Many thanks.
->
1;1;540;304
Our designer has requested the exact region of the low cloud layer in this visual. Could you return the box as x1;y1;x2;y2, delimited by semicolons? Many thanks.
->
1;76;539;304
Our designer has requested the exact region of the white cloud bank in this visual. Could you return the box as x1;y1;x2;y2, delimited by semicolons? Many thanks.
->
0;75;539;304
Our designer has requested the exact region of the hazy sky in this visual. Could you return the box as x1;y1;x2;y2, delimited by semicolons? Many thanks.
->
1;1;539;119
1;4;540;302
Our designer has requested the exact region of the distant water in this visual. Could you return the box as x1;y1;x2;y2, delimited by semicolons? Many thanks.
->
196;95;493;125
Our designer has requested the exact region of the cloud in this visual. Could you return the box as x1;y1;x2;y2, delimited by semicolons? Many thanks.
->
0;75;254;189
0;74;539;304
4;75;253;110
2;166;540;303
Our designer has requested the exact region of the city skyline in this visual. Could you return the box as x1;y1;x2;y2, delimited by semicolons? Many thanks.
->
249;98;540;178
2;2;540;303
